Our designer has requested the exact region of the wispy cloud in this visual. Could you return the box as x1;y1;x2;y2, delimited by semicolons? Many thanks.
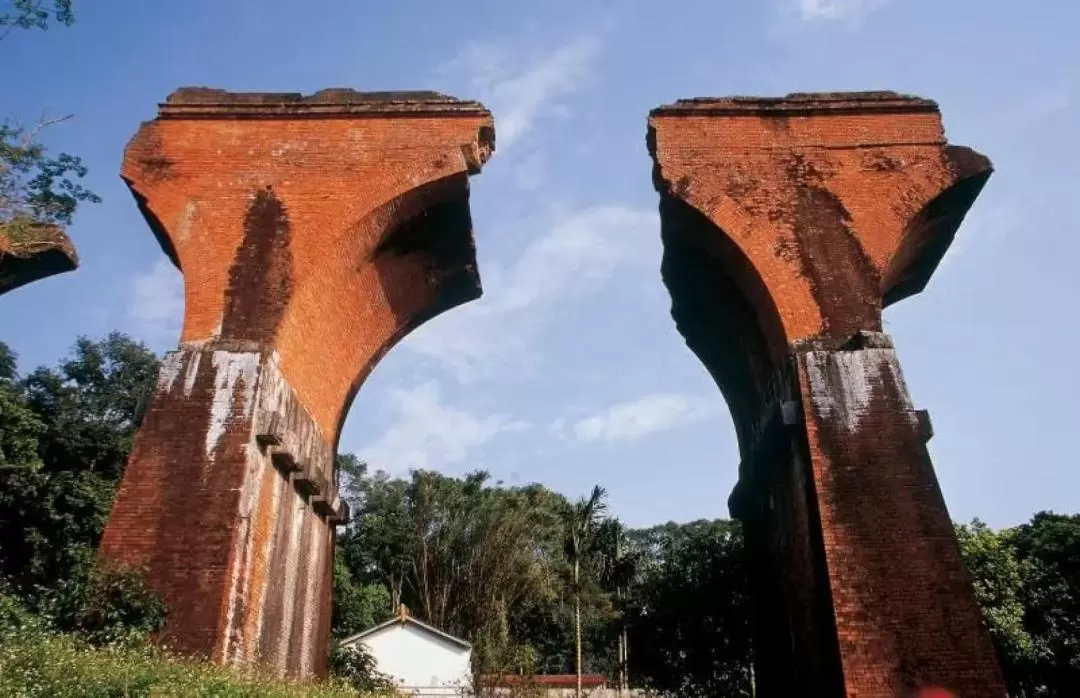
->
358;381;527;472
792;0;889;23
563;394;715;444
128;259;184;345
441;34;602;151
403;204;658;381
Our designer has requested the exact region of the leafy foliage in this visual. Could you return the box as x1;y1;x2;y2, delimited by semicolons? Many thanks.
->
1;331;1080;696
328;643;396;694
331;555;392;640
0;1;74;36
0;335;158;605
1011;513;1080;696
624;520;752;697
0;0;98;246
955;520;1039;684
43;561;168;647
0;622;370;697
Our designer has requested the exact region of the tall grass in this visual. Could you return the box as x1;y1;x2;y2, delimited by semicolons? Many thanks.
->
0;620;376;698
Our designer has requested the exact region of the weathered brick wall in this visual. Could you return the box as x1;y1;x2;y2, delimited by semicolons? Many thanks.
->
651;92;1005;697
0;221;78;295
101;89;494;678
798;334;1003;696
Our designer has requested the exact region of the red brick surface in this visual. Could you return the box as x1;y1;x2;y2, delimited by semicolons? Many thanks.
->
100;89;494;677
651;92;1005;697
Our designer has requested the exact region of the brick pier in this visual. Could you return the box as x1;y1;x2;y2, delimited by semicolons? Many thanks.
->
100;88;494;677
649;92;1006;697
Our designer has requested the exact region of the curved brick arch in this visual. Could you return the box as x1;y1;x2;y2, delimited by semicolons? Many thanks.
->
326;171;481;453
649;92;1007;697
656;193;786;451
100;89;495;679
648;124;825;346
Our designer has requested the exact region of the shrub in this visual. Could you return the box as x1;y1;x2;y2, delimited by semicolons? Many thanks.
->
41;561;167;646
328;643;396;694
0;622;371;697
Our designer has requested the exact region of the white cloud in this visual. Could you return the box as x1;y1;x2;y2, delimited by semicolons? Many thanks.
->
441;35;601;151
794;0;888;22
128;258;184;343
358;381;525;472
567;394;715;444
402;204;658;381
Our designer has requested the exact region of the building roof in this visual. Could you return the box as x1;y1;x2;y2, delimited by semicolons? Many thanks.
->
337;606;472;651
482;674;609;688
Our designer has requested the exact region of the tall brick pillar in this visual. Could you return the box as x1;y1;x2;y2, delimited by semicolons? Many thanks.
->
649;92;1005;697
100;89;494;677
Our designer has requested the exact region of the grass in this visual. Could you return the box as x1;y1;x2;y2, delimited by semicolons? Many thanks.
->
0;622;379;698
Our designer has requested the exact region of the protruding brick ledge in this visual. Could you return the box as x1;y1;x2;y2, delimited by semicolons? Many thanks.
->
0;221;79;295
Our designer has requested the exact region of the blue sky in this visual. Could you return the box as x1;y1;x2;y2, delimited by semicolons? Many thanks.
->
1;0;1077;529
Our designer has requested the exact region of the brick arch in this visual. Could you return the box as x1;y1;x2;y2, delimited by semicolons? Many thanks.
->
657;191;786;452
647;122;827;346
327;171;480;453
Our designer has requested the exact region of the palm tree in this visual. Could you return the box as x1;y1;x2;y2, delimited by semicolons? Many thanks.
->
563;485;608;698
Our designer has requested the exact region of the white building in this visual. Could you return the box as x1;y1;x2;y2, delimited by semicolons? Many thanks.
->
338;608;472;696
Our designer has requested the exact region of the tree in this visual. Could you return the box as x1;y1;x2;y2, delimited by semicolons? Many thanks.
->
954;519;1040;694
338;467;567;680
593;518;637;693
0;334;158;597
330;555;392;639
1012;512;1080;696
624;520;752;698
562;485;608;698
1;1;74;38
1;0;98;294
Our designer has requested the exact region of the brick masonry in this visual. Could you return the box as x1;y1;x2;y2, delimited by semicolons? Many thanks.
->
99;88;494;678
650;92;1006;696
0;221;79;296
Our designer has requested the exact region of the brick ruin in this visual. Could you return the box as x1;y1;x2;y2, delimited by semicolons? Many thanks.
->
95;87;1006;694
0;221;78;295
649;92;1005;696
99;88;494;677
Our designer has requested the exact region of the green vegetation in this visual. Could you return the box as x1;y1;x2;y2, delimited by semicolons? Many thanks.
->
1;0;99;253
1;332;1079;696
0;622;366;697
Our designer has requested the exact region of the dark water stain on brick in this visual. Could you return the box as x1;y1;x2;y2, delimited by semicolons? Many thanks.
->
863;149;903;173
128;124;175;185
221;187;294;341
791;185;881;338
